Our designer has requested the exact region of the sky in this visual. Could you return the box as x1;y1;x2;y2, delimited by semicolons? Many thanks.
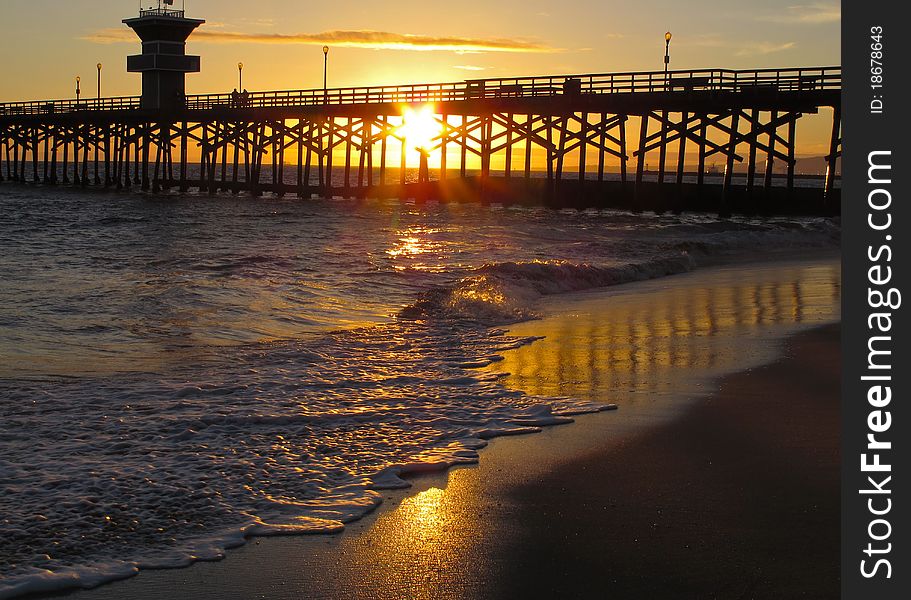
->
0;0;839;100
0;0;840;155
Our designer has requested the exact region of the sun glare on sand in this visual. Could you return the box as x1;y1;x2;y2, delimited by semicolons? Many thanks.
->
398;105;441;153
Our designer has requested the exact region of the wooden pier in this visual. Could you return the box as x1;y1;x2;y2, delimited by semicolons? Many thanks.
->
0;67;842;214
0;11;841;215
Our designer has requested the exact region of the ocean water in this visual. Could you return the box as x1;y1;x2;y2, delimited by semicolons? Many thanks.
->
0;185;838;598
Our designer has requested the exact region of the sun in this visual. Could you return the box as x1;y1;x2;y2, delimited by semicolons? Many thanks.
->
398;104;441;154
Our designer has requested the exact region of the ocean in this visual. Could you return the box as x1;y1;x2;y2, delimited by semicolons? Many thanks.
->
0;184;839;598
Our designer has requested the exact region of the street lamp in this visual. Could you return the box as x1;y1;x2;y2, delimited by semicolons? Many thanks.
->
323;46;329;103
664;32;672;88
96;63;102;100
76;76;81;102
238;62;244;90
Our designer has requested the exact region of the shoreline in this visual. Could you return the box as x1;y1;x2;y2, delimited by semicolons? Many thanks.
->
49;255;841;600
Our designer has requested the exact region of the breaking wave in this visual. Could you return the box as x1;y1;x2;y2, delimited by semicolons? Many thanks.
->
400;256;696;323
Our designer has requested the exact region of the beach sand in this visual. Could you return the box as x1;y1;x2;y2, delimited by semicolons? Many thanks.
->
57;256;841;600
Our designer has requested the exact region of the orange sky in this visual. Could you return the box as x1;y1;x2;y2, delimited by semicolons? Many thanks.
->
0;0;840;155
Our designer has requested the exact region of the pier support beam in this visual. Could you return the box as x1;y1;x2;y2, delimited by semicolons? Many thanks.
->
720;111;740;216
635;113;649;207
823;105;841;206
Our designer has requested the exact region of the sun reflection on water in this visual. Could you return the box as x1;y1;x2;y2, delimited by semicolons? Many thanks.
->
385;226;457;272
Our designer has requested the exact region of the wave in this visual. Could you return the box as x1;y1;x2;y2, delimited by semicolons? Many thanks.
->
400;256;695;324
399;218;838;325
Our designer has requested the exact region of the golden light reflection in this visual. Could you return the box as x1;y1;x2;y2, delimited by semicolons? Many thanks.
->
493;260;842;402
385;226;454;272
399;486;447;537
335;473;477;600
387;236;428;259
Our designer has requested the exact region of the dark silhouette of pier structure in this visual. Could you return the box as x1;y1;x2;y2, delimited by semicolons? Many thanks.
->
0;7;842;215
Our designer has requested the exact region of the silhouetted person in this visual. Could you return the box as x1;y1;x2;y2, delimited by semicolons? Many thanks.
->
231;88;239;108
242;89;249;108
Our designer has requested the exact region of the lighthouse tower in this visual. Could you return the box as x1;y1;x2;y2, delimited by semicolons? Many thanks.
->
123;2;205;111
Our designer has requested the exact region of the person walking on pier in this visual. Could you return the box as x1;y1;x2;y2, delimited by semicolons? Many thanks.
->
231;88;239;108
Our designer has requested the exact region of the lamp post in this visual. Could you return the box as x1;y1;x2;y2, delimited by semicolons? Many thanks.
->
238;62;244;90
323;46;329;103
664;32;672;89
76;76;81;103
96;63;102;100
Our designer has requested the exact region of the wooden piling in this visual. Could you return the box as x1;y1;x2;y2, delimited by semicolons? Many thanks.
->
578;112;587;183
459;115;467;178
657;110;667;184
823;105;841;203
103;126;111;187
179;123;189;192
676;112;688;186
619;116;628;185
32;128;39;183
635;113;649;198
746;109;758;195
786;116;797;194
440;113;447;180
303;121;313;192
721;111;740;213
697;116;707;188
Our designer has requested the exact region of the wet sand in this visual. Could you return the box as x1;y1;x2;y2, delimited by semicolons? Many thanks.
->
57;256;841;600
498;322;840;599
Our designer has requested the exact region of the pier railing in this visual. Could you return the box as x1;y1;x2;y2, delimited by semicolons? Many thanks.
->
185;67;840;110
0;66;840;116
0;96;141;117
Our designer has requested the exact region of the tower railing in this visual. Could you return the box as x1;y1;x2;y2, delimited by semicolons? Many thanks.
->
138;8;185;18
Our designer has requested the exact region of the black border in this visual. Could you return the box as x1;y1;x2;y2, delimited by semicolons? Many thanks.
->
842;1;908;596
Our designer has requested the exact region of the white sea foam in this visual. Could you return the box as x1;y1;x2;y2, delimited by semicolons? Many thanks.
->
0;321;614;598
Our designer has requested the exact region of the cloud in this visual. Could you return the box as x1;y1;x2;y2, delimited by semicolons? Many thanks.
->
675;34;797;57
677;34;727;48
734;41;797;56
83;28;555;53
453;65;487;71
758;3;840;24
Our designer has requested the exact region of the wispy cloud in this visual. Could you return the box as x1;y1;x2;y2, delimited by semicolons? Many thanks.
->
734;41;797;56
453;65;487;71
83;28;555;53
676;34;797;57
678;34;728;48
758;3;840;24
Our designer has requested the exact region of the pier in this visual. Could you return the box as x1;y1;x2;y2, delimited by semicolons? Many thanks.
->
0;7;841;215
